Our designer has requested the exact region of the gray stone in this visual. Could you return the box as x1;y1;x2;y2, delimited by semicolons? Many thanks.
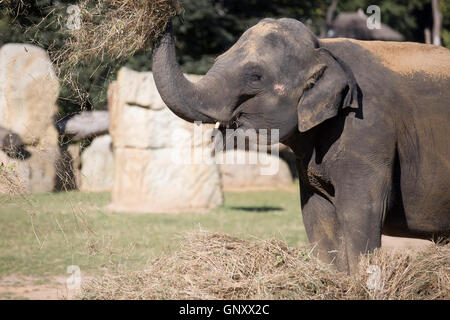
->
80;135;114;192
0;43;59;146
0;43;60;194
108;67;223;212
111;147;223;213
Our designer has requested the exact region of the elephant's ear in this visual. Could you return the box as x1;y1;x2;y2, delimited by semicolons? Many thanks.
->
297;48;359;132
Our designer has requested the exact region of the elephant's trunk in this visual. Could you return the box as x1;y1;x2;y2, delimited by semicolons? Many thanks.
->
152;22;225;123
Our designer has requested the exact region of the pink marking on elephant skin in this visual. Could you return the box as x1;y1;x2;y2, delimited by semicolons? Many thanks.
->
274;84;286;96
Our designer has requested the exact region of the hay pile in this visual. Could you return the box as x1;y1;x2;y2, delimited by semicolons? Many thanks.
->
51;0;180;106
81;231;450;300
55;0;181;67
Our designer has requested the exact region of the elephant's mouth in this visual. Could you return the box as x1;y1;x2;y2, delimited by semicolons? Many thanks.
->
216;114;240;132
212;93;261;148
212;111;243;151
219;93;258;130
215;97;248;133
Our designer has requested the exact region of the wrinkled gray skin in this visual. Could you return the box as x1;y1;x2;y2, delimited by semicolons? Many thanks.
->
152;18;450;274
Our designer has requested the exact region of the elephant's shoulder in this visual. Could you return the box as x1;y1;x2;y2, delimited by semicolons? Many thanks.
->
321;38;450;80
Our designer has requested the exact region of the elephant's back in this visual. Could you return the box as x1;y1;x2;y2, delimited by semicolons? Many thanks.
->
321;38;450;81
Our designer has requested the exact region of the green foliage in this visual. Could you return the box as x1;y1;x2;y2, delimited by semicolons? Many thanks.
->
171;0;328;73
440;0;450;47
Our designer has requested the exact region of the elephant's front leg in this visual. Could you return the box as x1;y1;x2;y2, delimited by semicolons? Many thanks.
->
301;187;348;272
335;174;390;274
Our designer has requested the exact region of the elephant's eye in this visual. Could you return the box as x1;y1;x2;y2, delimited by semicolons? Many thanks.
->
243;63;263;84
249;73;263;82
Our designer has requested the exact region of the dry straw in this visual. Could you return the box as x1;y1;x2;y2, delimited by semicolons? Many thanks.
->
0;163;27;198
50;0;181;108
54;0;181;68
81;231;450;300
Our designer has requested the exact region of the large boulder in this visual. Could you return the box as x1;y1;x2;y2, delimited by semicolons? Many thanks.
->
0;44;59;146
80;135;114;192
108;67;223;212
219;150;293;190
0;44;60;194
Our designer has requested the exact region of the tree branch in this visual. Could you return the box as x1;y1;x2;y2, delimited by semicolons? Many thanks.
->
432;0;442;46
326;0;338;27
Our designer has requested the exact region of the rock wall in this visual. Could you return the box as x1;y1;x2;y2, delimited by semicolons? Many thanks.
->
0;44;59;194
219;150;293;190
108;68;223;212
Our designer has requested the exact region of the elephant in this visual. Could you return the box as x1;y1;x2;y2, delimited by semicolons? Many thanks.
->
152;18;450;274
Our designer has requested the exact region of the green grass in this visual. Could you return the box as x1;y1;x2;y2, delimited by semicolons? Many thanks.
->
0;186;305;278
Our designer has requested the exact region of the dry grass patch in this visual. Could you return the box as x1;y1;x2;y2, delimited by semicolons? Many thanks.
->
81;231;450;300
0;163;27;199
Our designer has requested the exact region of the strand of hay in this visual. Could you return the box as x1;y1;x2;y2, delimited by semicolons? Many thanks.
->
80;231;450;300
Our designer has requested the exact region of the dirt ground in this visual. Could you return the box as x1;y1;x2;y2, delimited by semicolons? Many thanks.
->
0;236;432;300
0;274;92;300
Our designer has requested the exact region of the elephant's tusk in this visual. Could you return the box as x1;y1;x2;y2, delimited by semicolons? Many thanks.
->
215;121;221;129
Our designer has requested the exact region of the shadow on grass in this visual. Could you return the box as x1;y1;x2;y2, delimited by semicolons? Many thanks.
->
229;206;283;212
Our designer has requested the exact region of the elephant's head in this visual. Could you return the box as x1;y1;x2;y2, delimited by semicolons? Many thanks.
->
152;18;358;142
